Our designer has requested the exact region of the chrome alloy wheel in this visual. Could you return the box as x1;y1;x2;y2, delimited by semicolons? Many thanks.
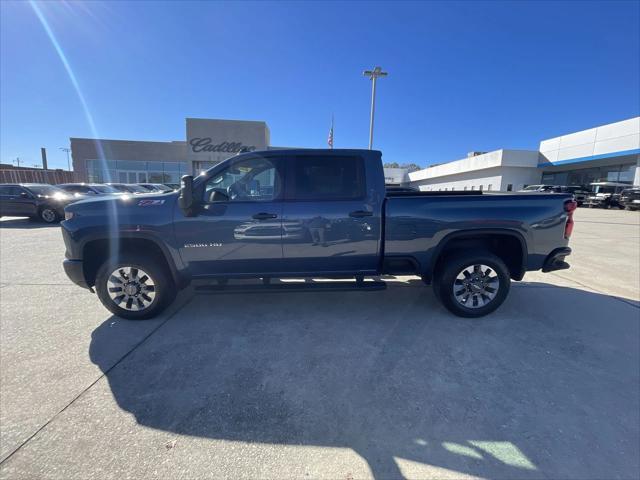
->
107;266;156;311
453;264;499;309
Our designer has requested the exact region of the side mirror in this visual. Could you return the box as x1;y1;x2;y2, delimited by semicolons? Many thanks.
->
178;175;196;216
20;192;29;198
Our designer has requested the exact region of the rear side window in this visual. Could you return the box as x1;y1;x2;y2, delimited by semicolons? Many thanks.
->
288;156;365;200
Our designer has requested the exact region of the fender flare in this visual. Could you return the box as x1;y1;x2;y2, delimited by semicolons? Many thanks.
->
80;231;187;288
427;228;528;281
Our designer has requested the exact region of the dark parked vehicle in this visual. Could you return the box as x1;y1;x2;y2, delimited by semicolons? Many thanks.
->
57;183;122;197
619;187;640;211
0;183;75;223
137;183;174;193
61;149;575;319
105;183;149;194
559;186;591;206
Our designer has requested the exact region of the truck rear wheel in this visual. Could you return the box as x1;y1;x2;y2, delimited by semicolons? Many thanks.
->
435;251;510;318
95;253;176;320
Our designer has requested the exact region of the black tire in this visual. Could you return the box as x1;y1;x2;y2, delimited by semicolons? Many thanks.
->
95;253;176;320
435;251;511;318
39;206;59;223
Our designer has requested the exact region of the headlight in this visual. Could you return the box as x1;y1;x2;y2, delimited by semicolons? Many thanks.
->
64;211;75;221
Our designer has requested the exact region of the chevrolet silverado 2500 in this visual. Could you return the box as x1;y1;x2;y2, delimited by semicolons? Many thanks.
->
61;149;575;319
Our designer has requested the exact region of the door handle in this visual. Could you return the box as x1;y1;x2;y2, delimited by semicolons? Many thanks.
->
349;210;373;218
252;212;278;220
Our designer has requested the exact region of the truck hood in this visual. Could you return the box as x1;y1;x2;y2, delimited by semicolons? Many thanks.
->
64;191;177;216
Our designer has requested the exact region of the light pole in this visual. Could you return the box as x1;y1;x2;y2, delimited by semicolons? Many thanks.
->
363;66;388;149
59;147;71;171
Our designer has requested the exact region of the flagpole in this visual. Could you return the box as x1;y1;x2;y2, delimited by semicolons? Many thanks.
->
331;114;334;149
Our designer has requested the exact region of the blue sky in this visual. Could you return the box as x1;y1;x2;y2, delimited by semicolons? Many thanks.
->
1;0;639;170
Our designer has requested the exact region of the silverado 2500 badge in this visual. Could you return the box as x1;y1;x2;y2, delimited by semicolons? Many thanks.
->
184;242;223;248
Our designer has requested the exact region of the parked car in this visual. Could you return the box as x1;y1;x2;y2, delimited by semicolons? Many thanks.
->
519;185;559;192
61;149;575;320
105;183;149;194
0;183;76;223
137;183;174;193
556;186;591;206
57;183;122;197
583;182;630;208
163;183;181;191
619;187;640;211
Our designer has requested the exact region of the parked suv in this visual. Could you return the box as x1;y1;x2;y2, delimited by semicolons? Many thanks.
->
619;187;640;211
0;183;75;222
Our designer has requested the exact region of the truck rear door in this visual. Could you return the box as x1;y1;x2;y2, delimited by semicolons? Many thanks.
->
280;153;382;274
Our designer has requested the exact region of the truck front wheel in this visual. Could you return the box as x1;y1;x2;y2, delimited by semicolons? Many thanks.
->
435;251;510;318
95;253;176;320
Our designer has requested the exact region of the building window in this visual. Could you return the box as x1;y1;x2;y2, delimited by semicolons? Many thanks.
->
507;184;513;191
86;159;187;183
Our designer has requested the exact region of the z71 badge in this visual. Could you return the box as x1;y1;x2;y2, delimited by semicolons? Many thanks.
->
138;199;165;207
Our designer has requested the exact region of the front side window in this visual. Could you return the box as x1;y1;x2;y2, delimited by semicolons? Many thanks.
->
204;156;281;203
288;155;364;200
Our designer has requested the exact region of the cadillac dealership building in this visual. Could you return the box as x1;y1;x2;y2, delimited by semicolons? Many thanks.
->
71;118;280;184
71;116;640;189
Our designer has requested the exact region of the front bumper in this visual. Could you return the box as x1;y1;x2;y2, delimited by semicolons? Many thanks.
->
542;247;572;273
63;259;91;289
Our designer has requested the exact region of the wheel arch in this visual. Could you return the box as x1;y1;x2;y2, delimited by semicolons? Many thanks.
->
81;234;184;288
428;229;528;282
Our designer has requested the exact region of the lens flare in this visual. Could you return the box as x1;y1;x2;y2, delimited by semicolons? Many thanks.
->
30;1;119;260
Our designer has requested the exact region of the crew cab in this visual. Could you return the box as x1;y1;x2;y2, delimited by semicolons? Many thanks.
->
61;149;576;319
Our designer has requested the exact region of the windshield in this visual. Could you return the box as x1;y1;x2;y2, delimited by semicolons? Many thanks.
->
92;185;119;194
522;185;541;191
25;185;66;196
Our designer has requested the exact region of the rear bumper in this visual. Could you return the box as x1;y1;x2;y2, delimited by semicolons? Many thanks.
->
542;247;571;273
63;259;90;289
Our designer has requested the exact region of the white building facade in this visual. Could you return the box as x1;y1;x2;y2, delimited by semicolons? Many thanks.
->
408;117;640;191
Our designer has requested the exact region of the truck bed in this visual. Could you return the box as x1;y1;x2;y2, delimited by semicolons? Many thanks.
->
383;192;572;278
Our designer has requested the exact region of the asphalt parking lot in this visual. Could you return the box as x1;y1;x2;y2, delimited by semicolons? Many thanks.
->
0;208;638;480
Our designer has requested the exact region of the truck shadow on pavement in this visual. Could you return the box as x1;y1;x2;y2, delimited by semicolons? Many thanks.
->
89;280;640;479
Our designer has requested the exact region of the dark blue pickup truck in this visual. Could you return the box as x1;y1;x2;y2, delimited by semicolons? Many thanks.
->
61;149;576;319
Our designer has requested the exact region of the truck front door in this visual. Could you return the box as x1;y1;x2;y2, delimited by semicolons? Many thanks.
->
280;154;382;275
174;155;285;276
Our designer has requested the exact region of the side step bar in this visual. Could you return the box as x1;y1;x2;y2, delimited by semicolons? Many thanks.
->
195;280;387;295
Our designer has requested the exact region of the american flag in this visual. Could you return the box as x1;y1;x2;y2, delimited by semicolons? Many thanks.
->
327;116;334;149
